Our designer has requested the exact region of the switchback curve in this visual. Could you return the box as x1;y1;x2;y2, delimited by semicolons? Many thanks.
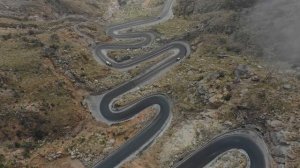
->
84;0;272;168
86;0;190;167
174;129;271;168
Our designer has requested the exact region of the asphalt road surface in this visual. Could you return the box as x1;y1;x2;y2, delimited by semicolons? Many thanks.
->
174;130;271;168
86;0;272;167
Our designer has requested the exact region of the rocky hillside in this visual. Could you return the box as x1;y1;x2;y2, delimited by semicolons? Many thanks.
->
0;0;299;167
0;0;111;19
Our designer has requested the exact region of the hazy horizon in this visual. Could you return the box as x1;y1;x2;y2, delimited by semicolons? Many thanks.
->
244;0;300;64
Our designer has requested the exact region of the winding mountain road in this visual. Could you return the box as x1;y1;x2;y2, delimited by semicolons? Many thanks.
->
174;129;271;168
84;0;272;167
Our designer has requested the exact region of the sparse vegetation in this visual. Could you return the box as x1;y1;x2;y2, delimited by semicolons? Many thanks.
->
0;0;299;167
2;33;12;41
